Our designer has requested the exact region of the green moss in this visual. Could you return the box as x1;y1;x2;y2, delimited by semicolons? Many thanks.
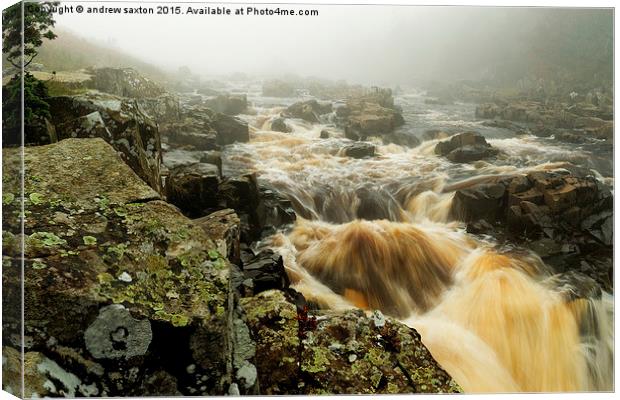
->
82;236;97;245
3;193;15;205
29;232;67;247
302;346;331;374
28;192;44;205
32;261;47;270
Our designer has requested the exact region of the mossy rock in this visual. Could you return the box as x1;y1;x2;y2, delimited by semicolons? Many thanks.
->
2;138;232;396
240;290;461;395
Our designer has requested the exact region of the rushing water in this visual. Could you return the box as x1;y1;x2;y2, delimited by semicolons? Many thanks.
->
214;83;613;392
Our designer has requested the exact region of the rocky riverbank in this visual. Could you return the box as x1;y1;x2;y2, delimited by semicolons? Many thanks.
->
2;68;461;396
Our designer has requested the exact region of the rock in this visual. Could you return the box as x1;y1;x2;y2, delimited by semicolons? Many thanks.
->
581;210;613;246
355;186;401;221
84;67;166;99
84;304;152;360
205;94;248;115
194;209;241;264
284;100;332;123
55;111;111;139
446;146;497;163
435;132;498;163
2;138;233;396
161;103;248;150
48;92;164;194
240;250;290;296
240;290;461;395
262;80;297;97
271;117;291;133
165;162;220;217
342;142;375;159
382;131;421;148
167;131;219;151
451;183;506;222
422;129;451;141
320;130;330;139
138;93;181;124
341;102;404;139
211;112;250;145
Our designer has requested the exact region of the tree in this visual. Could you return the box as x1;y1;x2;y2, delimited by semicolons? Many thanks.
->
2;1;59;145
3;1;59;69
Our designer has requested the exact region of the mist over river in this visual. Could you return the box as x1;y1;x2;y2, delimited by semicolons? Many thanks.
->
177;81;614;392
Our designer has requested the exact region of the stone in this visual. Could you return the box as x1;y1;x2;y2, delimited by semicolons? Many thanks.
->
84;67;166;99
320;130;330;139
194;209;241;264
342;142;376;159
48;92;164;194
165;162;220;217
271;117;291;133
284;100;333;123
240;290;461;395
211;113;250;145
204;94;248;115
451;183;506;222
241;250;290;296
84;304;152;360
2;138;232;396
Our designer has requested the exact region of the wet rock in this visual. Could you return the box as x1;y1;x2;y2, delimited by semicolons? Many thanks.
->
446;145;499;163
84;304;152;360
194;209;241;264
284;100;333;123
167;131;219;151
138;93;182;124
165;162;220;217
48;92;164;193
451;183;506;222
320;130;330;139
355;186;401;221
240;250;290;296
435;132;498;163
382;131;421;148
422;129;451;141
240;290;461;395
211;112;250;145
581;210;613;246
204;94;248;115
2;138;233;396
546;270;602;301
342;142;376;159
271;117;292;133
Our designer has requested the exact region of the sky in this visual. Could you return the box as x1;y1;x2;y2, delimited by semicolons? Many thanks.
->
52;1;612;85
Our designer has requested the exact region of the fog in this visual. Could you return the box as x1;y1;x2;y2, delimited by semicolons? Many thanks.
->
54;2;612;85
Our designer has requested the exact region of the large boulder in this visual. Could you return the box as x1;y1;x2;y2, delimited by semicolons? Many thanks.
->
435;132;499;163
84;67;166;99
240;290;461;395
448;170;612;290
284;100;332;123
2;138;242;396
204;94;248;115
48;92;164;193
342;142;376;159
165;162;221;217
161;104;249;149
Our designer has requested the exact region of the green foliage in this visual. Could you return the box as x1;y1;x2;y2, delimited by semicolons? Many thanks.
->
2;1;59;68
2;71;53;145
